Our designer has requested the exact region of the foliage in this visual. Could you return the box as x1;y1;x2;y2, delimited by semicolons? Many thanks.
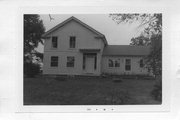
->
109;13;162;34
109;14;162;102
24;14;45;76
35;51;44;60
130;34;151;46
24;14;45;61
109;13;162;77
24;62;41;77
151;76;162;102
145;34;162;76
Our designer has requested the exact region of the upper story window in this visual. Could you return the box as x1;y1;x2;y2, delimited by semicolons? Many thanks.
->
52;36;58;48
125;59;131;71
140;59;144;68
51;56;58;67
69;36;76;48
67;56;75;67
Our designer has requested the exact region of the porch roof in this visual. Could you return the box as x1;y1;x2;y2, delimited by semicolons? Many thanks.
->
79;49;101;52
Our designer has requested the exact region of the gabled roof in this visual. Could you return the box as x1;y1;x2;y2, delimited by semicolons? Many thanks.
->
42;16;108;45
103;45;151;56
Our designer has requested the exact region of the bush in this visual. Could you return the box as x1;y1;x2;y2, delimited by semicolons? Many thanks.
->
24;62;41;77
151;76;162;102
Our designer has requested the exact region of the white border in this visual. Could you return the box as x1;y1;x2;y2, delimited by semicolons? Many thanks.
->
15;5;171;113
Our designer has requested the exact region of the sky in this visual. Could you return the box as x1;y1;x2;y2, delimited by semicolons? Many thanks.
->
37;14;143;53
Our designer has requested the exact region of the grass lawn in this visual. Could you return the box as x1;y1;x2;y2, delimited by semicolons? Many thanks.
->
24;75;161;105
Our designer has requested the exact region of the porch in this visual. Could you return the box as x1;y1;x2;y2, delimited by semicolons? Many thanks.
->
79;49;101;75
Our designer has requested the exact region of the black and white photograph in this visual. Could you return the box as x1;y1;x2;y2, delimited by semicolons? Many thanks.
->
2;0;180;119
23;14;162;105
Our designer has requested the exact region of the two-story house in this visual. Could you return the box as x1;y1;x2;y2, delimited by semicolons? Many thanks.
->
42;16;151;76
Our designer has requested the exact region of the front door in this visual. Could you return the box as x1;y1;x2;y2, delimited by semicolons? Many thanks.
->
85;55;94;73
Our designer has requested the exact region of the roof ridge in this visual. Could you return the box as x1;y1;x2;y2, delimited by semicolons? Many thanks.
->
43;16;104;37
42;16;108;45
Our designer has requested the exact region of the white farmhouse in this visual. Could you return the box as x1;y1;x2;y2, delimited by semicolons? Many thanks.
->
42;16;151;76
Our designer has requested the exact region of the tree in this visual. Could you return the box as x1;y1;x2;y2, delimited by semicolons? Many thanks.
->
109;13;162;77
109;14;162;35
130;34;151;46
24;14;45;77
24;14;45;61
110;14;162;102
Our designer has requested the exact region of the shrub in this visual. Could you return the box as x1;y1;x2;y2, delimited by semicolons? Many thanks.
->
24;62;41;77
151;76;162;102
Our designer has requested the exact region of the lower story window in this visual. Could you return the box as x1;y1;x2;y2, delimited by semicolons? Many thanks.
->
51;56;58;67
108;59;114;67
125;59;131;71
140;59;144;68
115;60;120;67
67;56;75;67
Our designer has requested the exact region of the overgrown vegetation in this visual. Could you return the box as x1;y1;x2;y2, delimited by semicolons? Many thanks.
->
24;14;45;77
24;76;159;105
24;62;41;77
109;13;162;102
151;76;162;101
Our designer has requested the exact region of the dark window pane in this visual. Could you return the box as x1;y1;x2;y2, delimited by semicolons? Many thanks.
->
67;56;75;67
52;37;58;48
140;59;144;68
108;59;113;67
70;36;76;48
126;59;131;65
125;59;131;71
125;65;131;71
51;56;58;67
94;55;97;69
115;60;120;67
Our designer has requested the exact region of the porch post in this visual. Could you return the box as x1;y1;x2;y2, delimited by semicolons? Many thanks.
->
83;54;85;70
94;54;97;70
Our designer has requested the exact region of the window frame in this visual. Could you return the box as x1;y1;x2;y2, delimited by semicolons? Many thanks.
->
140;59;144;68
115;59;120;67
69;36;76;48
50;56;58;67
125;59;131;71
52;36;58;48
67;56;75;67
108;59;114;68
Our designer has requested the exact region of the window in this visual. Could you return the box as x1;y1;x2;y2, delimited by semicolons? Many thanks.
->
51;56;58;67
69;36;76;48
125;59;131;71
108;59;114;67
52;36;58;48
67;56;75;67
115;60;120;67
140;59;144;68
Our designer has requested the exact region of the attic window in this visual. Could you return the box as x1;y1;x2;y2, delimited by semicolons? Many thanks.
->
52;36;58;48
70;36;76;48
